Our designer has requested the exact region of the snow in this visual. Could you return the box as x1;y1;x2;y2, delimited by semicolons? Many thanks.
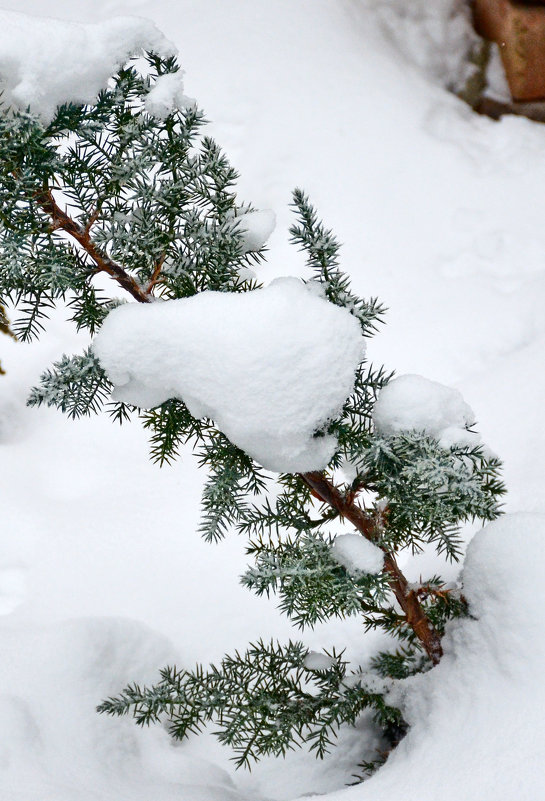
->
92;278;365;472
303;651;337;672
364;0;479;93
1;0;545;800
484;43;511;104
0;617;244;801
330;534;384;576
373;374;479;448
236;209;277;253
145;71;195;118
0;9;175;122
321;514;545;801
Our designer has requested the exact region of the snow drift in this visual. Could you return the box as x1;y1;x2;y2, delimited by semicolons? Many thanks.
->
318;513;545;801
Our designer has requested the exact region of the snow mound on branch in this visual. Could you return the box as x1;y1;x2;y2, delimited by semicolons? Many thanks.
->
325;513;545;801
330;533;384;576
303;651;338;672
93;278;365;472
145;72;195;119
0;10;176;122
373;374;479;448
236;210;277;253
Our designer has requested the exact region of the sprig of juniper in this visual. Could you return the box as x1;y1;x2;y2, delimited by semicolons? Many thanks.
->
0;45;506;773
98;640;402;769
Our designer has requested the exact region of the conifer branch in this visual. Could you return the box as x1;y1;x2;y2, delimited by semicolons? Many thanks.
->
36;189;151;304
300;471;443;664
0;48;505;768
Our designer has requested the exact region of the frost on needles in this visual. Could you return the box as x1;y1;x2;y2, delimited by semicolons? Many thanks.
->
0;9;505;778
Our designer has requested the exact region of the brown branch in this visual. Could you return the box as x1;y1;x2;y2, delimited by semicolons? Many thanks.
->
83;206;101;236
299;470;443;665
146;253;166;295
36;189;151;304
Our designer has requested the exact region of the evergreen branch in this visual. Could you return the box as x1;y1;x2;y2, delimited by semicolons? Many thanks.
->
146;252;166;294
289;189;387;336
36;188;151;303
98;640;395;768
242;531;390;629
27;348;111;418
299;471;443;664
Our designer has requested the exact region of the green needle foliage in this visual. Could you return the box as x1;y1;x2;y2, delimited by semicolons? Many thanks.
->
98;641;403;770
0;43;505;777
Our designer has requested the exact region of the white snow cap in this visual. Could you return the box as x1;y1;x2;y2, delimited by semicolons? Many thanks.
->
0;10;176;123
93;278;365;472
303;651;337;672
330;533;384;576
145;72;195;119
236;210;277;252
373;374;479;448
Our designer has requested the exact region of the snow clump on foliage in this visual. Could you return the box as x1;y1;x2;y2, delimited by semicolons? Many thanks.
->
93;278;365;473
330;533;384;576
303;652;338;672
373;374;480;448
235;210;277;253
0;10;175;122
144;72;195;119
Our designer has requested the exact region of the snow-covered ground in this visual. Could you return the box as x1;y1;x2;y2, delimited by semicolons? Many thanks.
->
1;1;545;799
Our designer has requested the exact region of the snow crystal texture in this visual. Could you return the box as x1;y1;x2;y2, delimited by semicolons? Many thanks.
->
93;278;365;472
373;374;479;448
0;10;176;122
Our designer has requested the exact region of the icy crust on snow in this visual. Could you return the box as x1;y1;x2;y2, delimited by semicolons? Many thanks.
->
93;278;365;472
327;513;545;801
0;10;176;122
330;533;384;576
373;374;480;449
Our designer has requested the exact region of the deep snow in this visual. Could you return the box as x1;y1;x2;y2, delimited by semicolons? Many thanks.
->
1;1;545;800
